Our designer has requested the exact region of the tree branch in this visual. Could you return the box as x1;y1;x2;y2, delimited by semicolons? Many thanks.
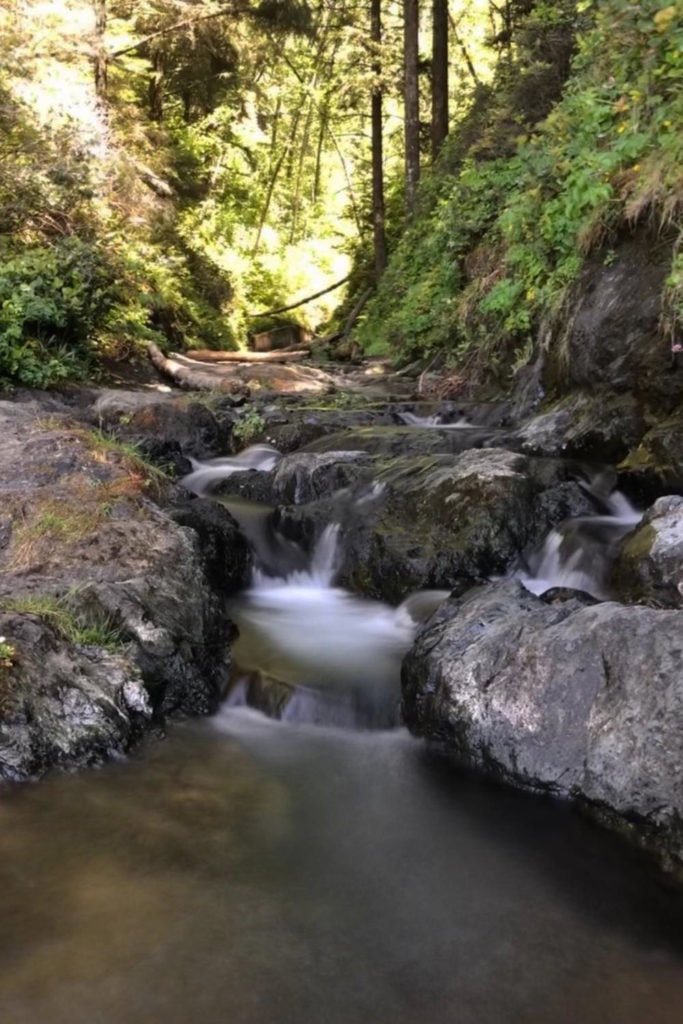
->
108;7;245;61
248;274;351;318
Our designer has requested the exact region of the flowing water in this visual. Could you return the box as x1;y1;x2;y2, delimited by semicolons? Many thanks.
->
1;713;683;1024
1;449;681;1022
515;480;642;599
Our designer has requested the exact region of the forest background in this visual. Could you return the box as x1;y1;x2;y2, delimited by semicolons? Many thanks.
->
0;0;681;391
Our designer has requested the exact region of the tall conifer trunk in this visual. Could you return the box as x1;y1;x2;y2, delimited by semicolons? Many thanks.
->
431;0;448;159
403;0;420;214
371;0;387;279
92;0;108;97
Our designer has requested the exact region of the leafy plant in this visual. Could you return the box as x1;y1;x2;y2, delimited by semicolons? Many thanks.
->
232;408;266;446
0;636;16;669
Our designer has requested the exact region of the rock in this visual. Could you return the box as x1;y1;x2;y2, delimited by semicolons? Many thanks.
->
544;227;679;405
619;407;683;491
402;580;683;873
87;391;232;472
0;393;253;777
271;450;373;504
612;495;683;608
0;612;151;781
275;448;593;603
516;392;644;461
302;424;508;458
170;499;252;594
348;447;593;600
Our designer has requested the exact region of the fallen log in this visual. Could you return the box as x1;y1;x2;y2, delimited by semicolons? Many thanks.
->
182;348;310;364
147;343;249;394
148;342;337;396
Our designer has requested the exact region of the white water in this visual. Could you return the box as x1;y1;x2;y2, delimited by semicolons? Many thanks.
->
230;523;449;723
181;444;281;495
517;488;642;598
397;410;473;428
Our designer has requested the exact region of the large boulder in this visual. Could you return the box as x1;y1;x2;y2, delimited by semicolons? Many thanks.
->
544;227;679;405
612;495;683;608
348;449;590;601
618;406;683;492
86;390;233;474
516;392;644;462
0;396;252;778
402;581;683;873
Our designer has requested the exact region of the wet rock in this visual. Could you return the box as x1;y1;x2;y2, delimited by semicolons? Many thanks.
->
302;424;508;458
271;450;373;504
276;448;592;603
0;612;151;781
87;390;233;473
612;496;683;608
171;499;252;594
402;580;683;873
619;408;683;491
517;392;643;462
75;516;240;718
262;405;392;453
0;393;251;777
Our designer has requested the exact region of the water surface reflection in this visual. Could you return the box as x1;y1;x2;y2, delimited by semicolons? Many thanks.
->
0;711;682;1024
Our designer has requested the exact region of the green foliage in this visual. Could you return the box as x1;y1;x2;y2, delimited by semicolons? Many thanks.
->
0;238;110;387
0;637;16;670
232;407;266;446
358;0;683;388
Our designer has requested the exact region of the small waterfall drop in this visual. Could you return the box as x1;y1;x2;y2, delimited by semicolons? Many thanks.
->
516;486;642;599
397;410;473;428
181;444;280;496
230;521;449;728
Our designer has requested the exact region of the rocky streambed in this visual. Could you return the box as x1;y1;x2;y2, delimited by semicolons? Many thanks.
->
0;365;682;879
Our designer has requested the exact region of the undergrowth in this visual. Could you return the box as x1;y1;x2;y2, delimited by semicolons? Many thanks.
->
357;1;683;387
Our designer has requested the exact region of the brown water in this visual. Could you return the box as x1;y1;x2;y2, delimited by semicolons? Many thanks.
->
0;709;682;1024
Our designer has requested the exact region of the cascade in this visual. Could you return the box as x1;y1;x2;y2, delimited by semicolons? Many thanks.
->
515;481;642;599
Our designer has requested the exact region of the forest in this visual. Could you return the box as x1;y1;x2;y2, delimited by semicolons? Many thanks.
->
0;1;681;390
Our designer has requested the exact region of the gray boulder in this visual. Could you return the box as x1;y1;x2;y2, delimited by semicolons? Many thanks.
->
612;495;683;608
402;581;683;872
296;447;592;603
0;612;151;781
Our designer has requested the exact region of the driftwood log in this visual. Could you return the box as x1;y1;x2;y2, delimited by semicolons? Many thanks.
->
185;347;310;364
147;343;248;393
147;342;336;396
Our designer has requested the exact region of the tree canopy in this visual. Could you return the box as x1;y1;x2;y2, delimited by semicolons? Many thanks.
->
1;2;681;391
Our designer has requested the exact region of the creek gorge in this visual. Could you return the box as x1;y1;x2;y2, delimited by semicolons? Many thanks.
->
1;345;683;1021
3;222;683;1015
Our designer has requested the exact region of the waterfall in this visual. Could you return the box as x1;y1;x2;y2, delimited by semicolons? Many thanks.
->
515;487;641;599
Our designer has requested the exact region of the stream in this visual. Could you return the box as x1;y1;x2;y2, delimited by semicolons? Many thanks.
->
1;442;683;1023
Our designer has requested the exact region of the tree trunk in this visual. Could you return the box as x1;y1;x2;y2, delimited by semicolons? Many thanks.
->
431;0;448;160
92;0;108;98
371;0;387;279
404;0;420;214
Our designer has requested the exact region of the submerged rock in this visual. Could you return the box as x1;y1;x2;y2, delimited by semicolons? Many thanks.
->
402;581;683;873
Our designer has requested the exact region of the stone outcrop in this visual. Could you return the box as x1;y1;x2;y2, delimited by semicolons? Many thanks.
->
0;393;251;780
402;581;683;874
